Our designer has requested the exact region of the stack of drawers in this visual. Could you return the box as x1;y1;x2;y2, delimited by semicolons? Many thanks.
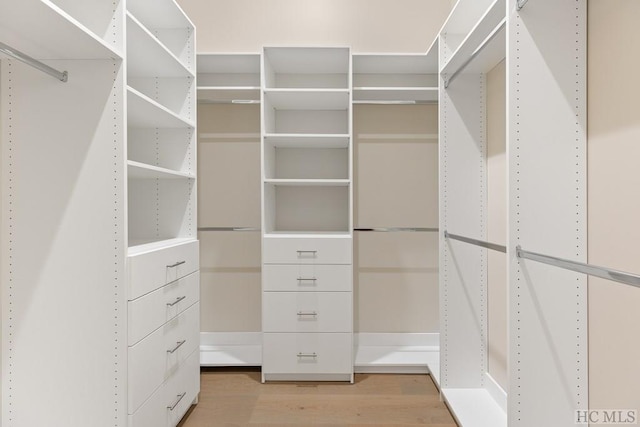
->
127;240;201;426
262;236;353;382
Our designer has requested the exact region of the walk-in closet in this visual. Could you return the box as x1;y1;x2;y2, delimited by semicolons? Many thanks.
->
1;1;639;426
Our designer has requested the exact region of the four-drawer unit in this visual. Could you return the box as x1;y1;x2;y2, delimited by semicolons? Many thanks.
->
127;240;200;426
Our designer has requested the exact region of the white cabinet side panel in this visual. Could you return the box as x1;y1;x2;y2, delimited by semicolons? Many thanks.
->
508;0;587;426
439;73;487;388
1;59;127;426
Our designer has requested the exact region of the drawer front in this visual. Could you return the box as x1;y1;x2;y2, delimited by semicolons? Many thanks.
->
128;240;199;300
129;271;200;346
263;333;352;375
128;303;200;414
263;264;352;292
129;349;200;427
263;292;352;333
263;237;352;265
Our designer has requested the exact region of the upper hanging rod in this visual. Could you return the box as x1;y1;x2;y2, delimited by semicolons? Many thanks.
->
516;246;640;289
444;20;505;89
0;42;68;82
198;227;260;232
355;227;439;232
444;231;507;253
517;0;529;11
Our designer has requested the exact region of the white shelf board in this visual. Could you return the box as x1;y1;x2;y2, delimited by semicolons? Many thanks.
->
264;179;350;187
441;388;507;427
127;87;194;129
353;87;438;102
264;89;350;110
264;47;350;74
264;134;349;148
197;53;260;74
126;12;193;78
0;0;122;60
128;160;195;179
353;54;436;74
263;231;352;239
441;0;506;76
128;237;197;256
127;0;194;29
440;0;498;43
197;86;260;103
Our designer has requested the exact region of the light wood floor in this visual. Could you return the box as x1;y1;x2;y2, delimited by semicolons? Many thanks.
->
178;368;457;427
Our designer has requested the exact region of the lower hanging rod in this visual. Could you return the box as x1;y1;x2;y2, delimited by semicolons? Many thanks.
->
0;42;68;82
444;231;506;253
198;227;260;232
355;227;438;232
516;246;640;289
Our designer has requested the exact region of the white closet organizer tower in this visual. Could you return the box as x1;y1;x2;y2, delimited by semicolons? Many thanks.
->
1;0;199;425
261;47;354;382
126;0;199;425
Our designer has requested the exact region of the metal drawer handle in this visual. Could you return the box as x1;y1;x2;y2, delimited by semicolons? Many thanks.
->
167;392;187;411
167;340;186;354
297;352;317;358
297;277;317;283
297;311;318;317
167;260;186;268
166;296;187;307
296;250;317;257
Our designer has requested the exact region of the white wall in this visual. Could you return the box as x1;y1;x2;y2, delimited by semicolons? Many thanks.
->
588;0;640;413
177;0;452;53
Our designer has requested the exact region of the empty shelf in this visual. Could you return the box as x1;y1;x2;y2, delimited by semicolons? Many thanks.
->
127;87;194;128
128;160;195;179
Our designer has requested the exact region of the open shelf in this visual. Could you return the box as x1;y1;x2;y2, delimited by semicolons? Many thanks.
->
439;0;498;56
197;87;260;104
127;87;195;129
441;388;507;427
440;0;505;76
264;134;350;148
0;0;123;60
264;179;350;187
198;53;260;85
353;87;438;103
264;47;350;89
126;12;194;79
264;89;350;110
127;236;197;256
128;160;195;179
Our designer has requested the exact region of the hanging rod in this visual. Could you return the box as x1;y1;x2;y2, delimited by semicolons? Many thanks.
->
444;20;505;89
516;246;640;289
444;231;506;253
517;0;529;11
0;42;68;82
198;227;260;232
355;227;439;232
352;100;438;105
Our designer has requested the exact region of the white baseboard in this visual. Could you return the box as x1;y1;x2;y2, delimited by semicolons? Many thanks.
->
200;332;261;366
483;372;507;413
200;332;440;374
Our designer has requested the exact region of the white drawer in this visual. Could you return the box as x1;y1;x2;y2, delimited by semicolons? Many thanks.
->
263;292;352;333
263;264;352;292
263;236;352;265
128;240;199;300
129;271;200;346
263;333;352;375
129;349;200;427
128;303;200;414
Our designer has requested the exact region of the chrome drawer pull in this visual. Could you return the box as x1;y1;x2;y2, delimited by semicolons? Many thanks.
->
166;295;187;307
167;260;186;268
297;277;317;283
297;311;318;316
296;250;317;257
167;340;186;354
297;352;317;358
167;392;187;411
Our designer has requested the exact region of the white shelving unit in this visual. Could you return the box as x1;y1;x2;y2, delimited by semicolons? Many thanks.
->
197;53;260;103
261;47;354;382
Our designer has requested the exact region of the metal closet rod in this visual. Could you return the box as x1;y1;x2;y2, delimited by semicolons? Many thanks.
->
444;20;506;89
444;231;507;253
198;227;260;232
516;246;640;289
0;42;68;82
517;0;529;11
354;227;439;232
